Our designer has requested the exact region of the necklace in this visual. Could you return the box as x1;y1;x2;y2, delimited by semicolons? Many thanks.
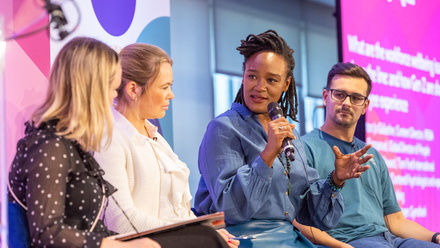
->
277;153;291;195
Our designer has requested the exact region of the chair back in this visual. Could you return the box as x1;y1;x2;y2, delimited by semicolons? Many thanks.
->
8;201;31;248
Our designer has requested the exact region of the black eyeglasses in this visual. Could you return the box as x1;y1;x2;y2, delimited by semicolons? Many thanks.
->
328;89;367;106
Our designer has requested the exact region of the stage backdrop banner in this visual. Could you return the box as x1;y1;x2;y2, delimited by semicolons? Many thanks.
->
0;0;172;172
340;0;440;230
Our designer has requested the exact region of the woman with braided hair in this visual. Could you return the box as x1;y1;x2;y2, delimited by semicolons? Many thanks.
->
194;30;372;247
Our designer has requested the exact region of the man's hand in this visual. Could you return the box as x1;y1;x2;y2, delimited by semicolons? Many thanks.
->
332;144;373;185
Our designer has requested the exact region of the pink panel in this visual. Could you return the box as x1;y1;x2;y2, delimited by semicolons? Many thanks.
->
1;0;50;166
12;0;50;77
341;0;440;230
4;40;48;166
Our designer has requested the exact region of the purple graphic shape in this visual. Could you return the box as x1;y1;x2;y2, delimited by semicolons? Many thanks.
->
91;0;136;36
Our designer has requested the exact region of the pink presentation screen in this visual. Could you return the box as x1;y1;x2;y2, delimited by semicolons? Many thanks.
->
340;0;440;229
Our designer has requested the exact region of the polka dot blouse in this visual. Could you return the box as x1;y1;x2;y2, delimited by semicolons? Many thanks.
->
8;120;115;248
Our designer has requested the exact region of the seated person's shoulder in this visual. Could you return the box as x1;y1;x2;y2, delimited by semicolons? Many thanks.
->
207;109;240;130
301;129;322;145
20;122;70;153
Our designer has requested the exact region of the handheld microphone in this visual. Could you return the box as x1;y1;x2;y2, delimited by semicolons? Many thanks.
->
267;102;295;161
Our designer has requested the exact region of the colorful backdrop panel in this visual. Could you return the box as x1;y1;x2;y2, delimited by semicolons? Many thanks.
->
340;0;440;230
0;0;172;177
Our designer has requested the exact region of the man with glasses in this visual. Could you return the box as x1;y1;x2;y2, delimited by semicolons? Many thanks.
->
294;62;440;248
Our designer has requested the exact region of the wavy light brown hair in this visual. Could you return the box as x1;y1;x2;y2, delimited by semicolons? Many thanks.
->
117;43;173;103
31;37;120;152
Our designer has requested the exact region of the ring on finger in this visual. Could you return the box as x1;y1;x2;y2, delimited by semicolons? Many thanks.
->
279;126;283;131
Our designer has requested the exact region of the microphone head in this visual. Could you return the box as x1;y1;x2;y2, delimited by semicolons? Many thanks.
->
267;102;283;120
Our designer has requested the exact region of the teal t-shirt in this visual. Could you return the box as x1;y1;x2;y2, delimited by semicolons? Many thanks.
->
301;129;401;243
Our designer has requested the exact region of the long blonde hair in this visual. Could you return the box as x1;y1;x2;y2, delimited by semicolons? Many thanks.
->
31;37;120;152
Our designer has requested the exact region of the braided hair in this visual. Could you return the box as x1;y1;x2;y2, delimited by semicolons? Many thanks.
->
233;29;299;122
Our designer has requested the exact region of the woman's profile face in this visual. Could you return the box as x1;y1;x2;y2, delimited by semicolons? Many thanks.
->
139;62;174;119
242;51;290;115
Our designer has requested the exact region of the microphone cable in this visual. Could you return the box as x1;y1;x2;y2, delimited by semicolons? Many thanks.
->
109;195;143;238
359;176;390;231
100;193;143;239
5;0;81;41
44;0;81;41
350;143;389;233
291;141;317;244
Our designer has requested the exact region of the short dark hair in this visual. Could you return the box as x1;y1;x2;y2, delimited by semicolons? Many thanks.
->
233;30;299;122
326;62;372;97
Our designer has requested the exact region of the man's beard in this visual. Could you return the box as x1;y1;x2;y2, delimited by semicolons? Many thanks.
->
334;107;356;127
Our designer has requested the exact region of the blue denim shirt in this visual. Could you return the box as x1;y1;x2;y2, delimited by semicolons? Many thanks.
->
194;103;343;230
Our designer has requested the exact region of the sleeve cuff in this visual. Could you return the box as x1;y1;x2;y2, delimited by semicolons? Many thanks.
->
251;155;273;180
324;179;341;198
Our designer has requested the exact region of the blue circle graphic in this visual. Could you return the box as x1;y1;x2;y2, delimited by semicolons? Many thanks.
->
92;0;136;36
136;16;171;56
136;16;172;145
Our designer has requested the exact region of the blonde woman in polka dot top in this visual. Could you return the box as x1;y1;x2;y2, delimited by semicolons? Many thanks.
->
8;37;160;248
